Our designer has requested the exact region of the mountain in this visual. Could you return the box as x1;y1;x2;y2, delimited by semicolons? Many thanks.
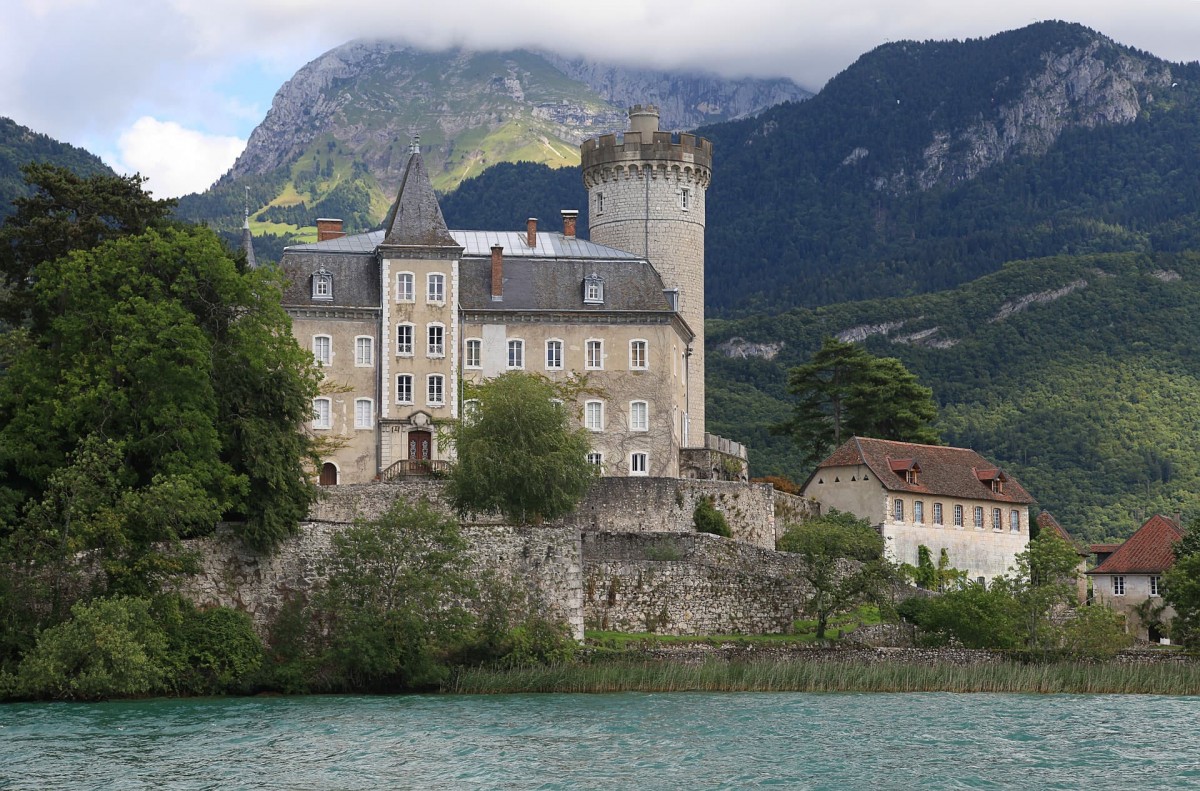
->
174;42;808;256
0;117;115;220
443;21;1200;315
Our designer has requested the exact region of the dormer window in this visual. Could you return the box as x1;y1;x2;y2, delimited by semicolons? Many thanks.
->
888;458;920;485
312;268;333;301
583;273;604;304
975;467;1006;494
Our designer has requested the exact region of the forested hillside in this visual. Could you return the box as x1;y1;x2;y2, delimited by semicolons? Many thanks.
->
708;250;1200;543
0;117;114;220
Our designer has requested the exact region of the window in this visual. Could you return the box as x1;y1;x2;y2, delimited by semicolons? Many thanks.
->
1112;576;1126;596
464;338;481;368
630;452;648;476
355;336;373;367
507;339;524;369
396;374;413;405
585;400;604;431
973;506;984;529
583;274;604;304
427;324;444;357
914;501;924;525
396;324;414;356
630;340;648;370
427;273;445;303
312;335;332;366
546;339;563;370
586;339;603;370
587;452;603;468
1150;576;1161;597
595;192;604;215
933;503;943;525
1010;510;1020;533
427;374;445;406
630;401;648;432
354;398;373;429
396;272;414;302
463;399;480;422
893;498;904;522
954;504;964;527
311;398;331;429
312;268;332;300
680;187;691;211
992;508;1002;532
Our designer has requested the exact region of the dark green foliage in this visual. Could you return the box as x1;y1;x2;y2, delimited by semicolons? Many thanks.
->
1060;606;1135;660
0;118;114;225
257;179;375;231
693;496;731;537
1165;551;1200;647
464;574;577;668
439;161;589;238
777;337;939;467
158;598;264;695
778;510;891;639
445;372;597;524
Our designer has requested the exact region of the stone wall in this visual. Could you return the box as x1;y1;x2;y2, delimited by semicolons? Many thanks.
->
583;532;813;635
177;521;584;639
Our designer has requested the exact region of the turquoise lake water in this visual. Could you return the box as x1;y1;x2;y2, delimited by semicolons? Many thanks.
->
2;692;1198;790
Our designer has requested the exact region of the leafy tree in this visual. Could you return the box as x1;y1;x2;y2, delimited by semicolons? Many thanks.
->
1060;605;1134;659
776;337;939;468
311;498;474;691
0;163;175;326
778;509;893;640
444;372;597;524
1007;531;1084;650
906;582;1023;649
1164;551;1200;647
693;496;731;537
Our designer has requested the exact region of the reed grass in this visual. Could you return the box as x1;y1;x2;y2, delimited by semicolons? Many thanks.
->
448;658;1200;696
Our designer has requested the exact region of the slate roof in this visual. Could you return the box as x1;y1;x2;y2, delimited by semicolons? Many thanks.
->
381;152;459;248
813;437;1035;504
1088;515;1183;575
284;229;639;260
279;249;379;309
460;256;676;314
241;219;257;270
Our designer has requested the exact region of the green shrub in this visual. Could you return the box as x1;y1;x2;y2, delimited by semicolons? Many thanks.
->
1061;605;1135;659
693;496;731;537
169;602;263;695
15;596;171;701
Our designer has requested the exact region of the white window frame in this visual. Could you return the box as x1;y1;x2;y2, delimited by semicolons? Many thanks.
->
974;506;984;529
1010;510;1020;533
954;504;964;527
585;339;604;370
464;338;482;369
312;270;333;301
507;338;525;370
679;186;691;212
630;339;648;370
630;400;649;432
312;397;331;429
463;399;480;422
583;274;604;305
914;501;924;525
312;335;332;366
595;192;604;215
354;336;374;367
427;374;445;406
1112;575;1125;596
1150;576;1161;597
584;400;604;432
992;508;1002;532
427;323;445;357
354;398;374;429
545;339;564;371
933;503;943;525
395;374;413;405
396;272;415;302
630;452;648;476
427;273;445;303
587;452;603;468
893;498;904;522
396;323;414;357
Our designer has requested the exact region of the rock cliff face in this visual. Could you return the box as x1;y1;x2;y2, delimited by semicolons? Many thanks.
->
227;41;808;196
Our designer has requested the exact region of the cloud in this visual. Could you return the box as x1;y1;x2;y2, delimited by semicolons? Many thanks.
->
107;117;245;199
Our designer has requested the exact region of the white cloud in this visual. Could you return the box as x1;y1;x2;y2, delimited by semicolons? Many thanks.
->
108;117;245;199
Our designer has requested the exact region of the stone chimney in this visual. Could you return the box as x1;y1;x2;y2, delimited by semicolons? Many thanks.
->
491;244;504;301
526;217;538;248
316;218;345;242
561;210;578;240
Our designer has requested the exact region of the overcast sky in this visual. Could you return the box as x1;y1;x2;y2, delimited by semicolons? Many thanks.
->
3;0;1198;198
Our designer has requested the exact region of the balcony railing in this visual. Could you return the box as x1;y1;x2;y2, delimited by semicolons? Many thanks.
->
381;459;449;481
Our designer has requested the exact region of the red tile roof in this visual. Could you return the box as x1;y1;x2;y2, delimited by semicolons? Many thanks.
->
1088;515;1183;575
1090;543;1123;555
1037;512;1089;557
814;437;1034;504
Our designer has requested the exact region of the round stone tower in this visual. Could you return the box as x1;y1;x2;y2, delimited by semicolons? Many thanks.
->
581;105;713;443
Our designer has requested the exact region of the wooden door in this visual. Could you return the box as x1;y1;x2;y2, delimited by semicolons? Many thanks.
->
409;430;432;462
319;462;338;486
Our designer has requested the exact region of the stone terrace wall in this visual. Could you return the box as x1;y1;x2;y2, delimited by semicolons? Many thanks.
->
583;532;813;635
177;522;584;639
771;491;820;545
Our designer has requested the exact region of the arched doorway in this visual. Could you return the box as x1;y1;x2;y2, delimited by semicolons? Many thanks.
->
319;462;338;486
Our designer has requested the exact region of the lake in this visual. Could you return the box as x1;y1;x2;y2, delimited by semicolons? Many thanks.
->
2;692;1198;789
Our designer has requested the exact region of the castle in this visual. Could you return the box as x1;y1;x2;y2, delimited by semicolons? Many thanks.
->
278;105;745;484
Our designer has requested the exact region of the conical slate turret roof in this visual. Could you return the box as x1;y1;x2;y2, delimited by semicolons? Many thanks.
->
381;150;458;247
241;213;258;269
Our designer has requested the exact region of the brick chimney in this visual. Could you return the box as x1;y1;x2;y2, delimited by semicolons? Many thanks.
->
526;217;538;248
491;244;503;301
561;210;578;240
316;218;345;242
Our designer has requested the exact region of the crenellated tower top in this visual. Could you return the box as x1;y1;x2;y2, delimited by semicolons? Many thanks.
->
581;106;712;190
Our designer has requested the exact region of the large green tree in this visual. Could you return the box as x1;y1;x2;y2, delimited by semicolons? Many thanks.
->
1165;526;1200;647
776;337;940;468
778;509;894;640
444;372;597;524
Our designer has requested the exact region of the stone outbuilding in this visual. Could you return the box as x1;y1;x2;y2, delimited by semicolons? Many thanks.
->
1088;513;1182;642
